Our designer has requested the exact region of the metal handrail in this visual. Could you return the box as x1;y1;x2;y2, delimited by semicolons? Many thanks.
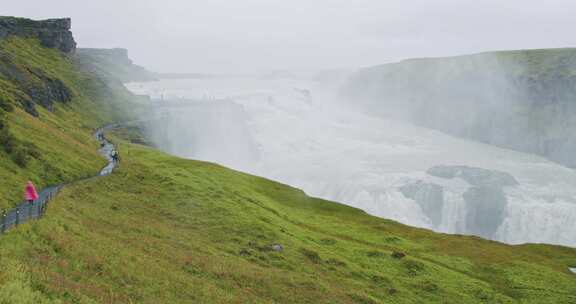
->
0;126;118;234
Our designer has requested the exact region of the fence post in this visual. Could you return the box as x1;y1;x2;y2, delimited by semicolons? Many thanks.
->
1;211;5;233
41;199;46;217
15;209;19;226
28;201;33;220
43;193;50;217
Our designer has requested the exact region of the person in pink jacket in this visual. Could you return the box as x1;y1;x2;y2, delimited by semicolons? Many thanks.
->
25;181;39;204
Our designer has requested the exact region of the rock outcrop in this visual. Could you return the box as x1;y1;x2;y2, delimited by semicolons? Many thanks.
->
0;16;76;53
399;165;518;239
427;165;518;187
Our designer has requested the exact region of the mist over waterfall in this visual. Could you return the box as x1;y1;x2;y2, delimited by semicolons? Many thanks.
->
342;49;576;168
126;71;576;247
144;98;259;172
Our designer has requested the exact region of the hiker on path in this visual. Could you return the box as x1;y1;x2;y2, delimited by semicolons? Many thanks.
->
111;150;120;163
25;181;39;204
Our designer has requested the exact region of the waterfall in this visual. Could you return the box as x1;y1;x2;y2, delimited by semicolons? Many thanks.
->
126;78;576;247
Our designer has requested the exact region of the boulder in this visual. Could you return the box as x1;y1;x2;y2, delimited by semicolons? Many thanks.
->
271;244;284;252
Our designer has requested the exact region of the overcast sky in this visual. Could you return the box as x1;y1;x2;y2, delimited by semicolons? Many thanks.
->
4;0;576;73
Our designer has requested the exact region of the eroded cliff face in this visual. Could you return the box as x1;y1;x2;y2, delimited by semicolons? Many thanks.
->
0;17;78;116
341;49;576;168
0;17;76;53
75;48;156;83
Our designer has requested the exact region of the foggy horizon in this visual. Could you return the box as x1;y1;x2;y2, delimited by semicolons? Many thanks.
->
5;0;576;73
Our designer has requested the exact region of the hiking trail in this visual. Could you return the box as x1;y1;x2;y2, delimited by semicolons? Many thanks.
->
0;126;118;233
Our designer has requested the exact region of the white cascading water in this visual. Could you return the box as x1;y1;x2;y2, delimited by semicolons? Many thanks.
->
126;77;576;247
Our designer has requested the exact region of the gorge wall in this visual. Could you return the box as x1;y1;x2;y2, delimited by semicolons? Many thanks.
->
0;17;77;116
0;16;75;53
75;48;156;82
341;49;576;168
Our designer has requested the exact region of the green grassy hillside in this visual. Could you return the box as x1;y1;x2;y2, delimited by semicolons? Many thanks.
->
0;135;574;303
0;37;134;210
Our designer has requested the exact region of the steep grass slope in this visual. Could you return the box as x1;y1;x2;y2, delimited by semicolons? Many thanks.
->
0;37;134;210
0;134;574;303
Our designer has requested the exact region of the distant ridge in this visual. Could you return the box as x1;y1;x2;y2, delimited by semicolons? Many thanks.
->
75;48;157;83
343;47;576;168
